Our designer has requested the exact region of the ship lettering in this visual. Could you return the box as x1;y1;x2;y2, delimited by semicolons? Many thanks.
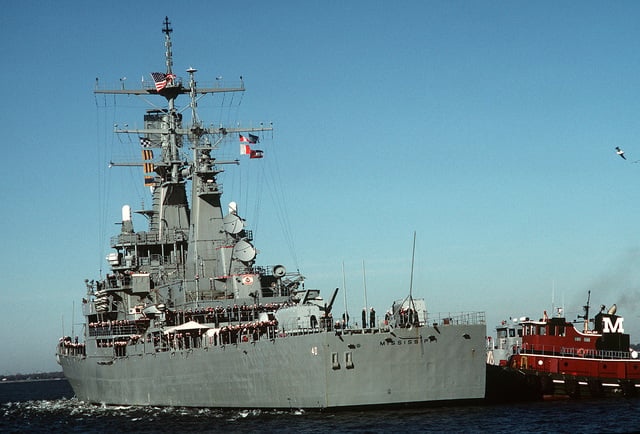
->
602;316;624;333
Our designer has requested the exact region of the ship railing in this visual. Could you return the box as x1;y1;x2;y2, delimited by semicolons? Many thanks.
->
520;344;632;359
279;327;324;337
277;317;391;335
89;324;138;337
167;306;279;326
426;311;486;326
111;230;187;248
277;318;326;334
93;78;245;94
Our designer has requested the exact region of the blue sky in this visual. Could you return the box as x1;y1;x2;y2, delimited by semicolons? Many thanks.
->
3;1;640;374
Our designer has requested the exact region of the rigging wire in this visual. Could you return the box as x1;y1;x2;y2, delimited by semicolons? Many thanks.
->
95;92;155;278
260;135;300;271
95;92;108;278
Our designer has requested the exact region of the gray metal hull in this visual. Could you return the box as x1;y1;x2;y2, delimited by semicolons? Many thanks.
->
60;324;485;408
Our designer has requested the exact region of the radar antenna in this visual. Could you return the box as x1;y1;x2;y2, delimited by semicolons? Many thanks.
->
162;16;173;35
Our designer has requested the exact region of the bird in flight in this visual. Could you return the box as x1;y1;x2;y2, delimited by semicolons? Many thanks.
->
616;146;627;160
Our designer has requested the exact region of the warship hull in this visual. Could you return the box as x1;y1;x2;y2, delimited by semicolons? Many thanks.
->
60;323;485;408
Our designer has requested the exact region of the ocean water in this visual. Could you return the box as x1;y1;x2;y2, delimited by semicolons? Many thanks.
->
2;379;640;433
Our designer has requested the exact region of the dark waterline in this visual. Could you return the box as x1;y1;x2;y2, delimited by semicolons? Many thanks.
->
2;379;640;433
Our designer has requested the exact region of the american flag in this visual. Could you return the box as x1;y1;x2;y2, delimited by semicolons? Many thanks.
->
150;72;168;91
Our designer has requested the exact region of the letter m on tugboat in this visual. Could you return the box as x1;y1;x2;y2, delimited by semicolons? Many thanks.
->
601;316;624;334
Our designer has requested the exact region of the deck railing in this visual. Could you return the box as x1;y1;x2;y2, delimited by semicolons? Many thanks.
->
426;311;486;326
520;343;632;360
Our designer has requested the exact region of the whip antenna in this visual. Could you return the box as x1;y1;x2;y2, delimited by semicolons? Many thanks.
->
409;231;416;300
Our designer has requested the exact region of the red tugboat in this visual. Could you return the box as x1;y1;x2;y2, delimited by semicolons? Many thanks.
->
506;291;640;399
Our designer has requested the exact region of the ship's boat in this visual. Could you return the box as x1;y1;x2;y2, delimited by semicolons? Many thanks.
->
55;17;486;409
486;292;640;400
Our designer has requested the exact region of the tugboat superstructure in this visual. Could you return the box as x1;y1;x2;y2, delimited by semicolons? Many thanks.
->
487;292;640;399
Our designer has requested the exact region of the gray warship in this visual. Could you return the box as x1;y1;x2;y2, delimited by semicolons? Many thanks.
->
56;18;486;409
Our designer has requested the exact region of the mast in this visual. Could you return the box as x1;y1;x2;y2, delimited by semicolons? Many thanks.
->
163;16;173;76
581;290;591;333
94;17;273;308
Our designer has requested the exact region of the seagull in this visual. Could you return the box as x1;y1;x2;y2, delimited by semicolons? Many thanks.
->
616;146;627;160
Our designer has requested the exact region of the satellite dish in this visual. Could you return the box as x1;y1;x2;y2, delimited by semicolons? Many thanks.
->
223;213;244;234
228;201;238;215
233;240;256;262
608;304;617;315
273;265;286;277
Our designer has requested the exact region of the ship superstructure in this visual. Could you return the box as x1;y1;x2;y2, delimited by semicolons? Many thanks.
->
487;292;640;399
56;18;486;409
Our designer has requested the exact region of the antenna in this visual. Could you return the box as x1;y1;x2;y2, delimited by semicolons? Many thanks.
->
162;16;173;76
409;231;416;299
162;16;173;35
342;261;349;327
362;260;368;312
578;290;591;332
